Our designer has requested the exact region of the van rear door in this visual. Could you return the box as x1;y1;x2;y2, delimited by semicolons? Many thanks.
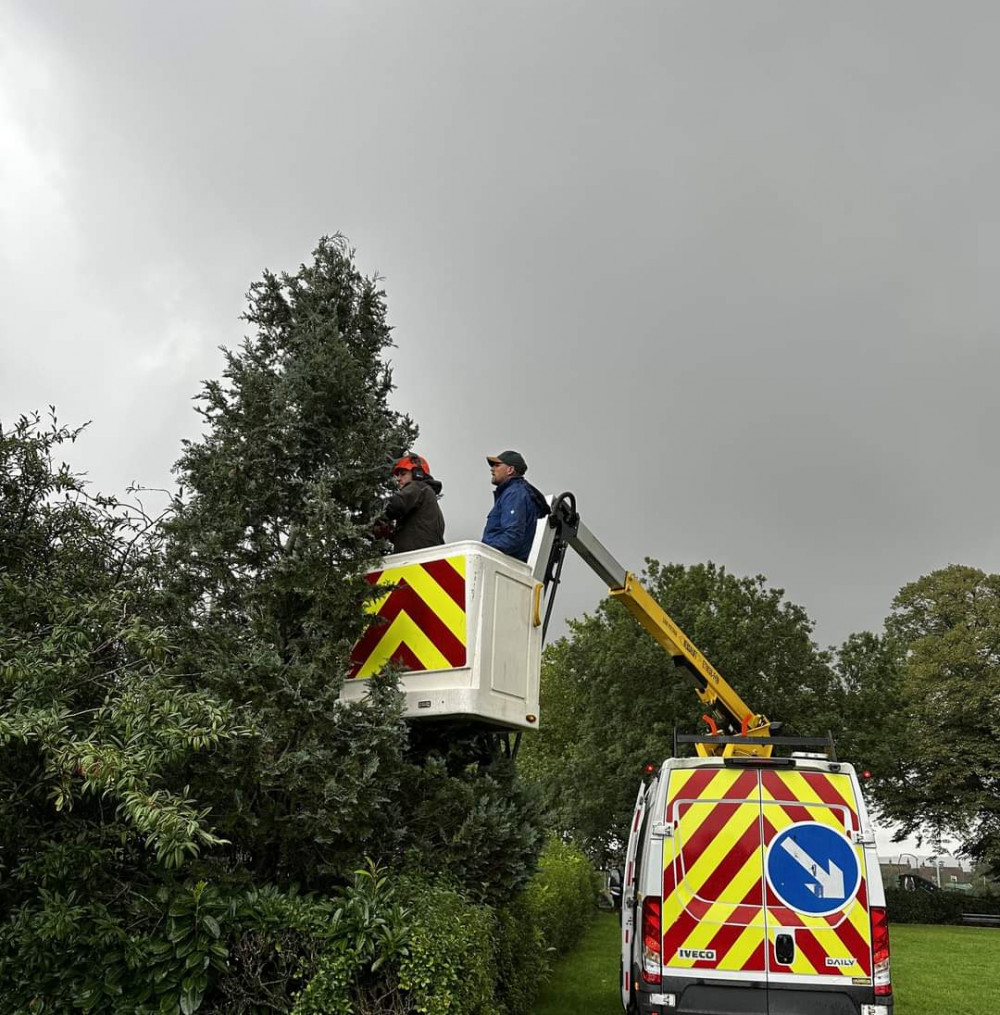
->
621;782;649;1009
760;768;873;995
660;765;768;985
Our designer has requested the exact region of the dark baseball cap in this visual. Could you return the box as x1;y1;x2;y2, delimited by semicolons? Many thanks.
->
486;450;527;475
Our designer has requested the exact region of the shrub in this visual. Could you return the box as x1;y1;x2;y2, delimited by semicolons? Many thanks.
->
398;747;546;907
208;886;337;1014
291;860;410;1015
885;887;1000;924
396;878;497;1015
295;840;599;1015
492;895;545;1015
293;864;496;1015
524;836;600;954
493;836;598;1015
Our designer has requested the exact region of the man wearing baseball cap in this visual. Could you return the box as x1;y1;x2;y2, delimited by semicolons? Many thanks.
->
481;450;550;562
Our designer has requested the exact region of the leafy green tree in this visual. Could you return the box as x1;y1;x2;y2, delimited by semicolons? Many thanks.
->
0;413;247;1013
830;631;907;786
879;565;1000;872
518;560;837;863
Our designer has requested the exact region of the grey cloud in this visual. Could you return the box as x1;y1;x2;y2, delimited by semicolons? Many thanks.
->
3;0;999;650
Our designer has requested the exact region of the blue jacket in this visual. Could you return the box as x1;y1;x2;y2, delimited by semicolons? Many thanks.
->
481;476;550;562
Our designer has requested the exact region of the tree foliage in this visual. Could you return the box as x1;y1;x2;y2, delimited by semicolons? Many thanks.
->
0;412;248;1012
157;235;419;887
519;560;838;863
829;630;907;786
293;838;596;1015
876;565;1000;872
1;238;547;1011
397;735;543;905
155;236;543;897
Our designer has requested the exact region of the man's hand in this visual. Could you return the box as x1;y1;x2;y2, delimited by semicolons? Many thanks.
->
371;518;395;541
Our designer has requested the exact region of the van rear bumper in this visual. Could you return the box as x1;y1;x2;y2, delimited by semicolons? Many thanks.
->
634;980;765;1014
634;976;893;1015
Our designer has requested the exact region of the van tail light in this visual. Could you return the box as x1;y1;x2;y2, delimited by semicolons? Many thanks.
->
871;906;891;996
641;896;662;985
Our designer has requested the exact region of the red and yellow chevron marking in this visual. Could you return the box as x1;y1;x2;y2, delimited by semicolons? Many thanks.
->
761;770;860;832
662;767;767;974
761;770;871;978
661;767;871;979
347;555;466;679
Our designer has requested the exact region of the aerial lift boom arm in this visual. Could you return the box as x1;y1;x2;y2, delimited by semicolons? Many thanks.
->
533;493;773;758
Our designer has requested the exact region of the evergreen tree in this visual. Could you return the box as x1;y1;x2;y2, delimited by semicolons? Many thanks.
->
160;236;417;886
159;236;544;895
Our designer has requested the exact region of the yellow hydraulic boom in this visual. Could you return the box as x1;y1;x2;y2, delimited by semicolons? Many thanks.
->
535;493;773;759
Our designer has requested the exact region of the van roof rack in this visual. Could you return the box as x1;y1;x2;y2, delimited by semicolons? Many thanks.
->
673;730;838;762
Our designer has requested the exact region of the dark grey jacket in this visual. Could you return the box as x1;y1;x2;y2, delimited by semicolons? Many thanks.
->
384;477;445;553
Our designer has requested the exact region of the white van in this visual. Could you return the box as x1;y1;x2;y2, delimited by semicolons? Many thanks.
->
621;749;893;1015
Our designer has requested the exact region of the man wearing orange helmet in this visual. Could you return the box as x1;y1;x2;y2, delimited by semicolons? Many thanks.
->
381;454;445;553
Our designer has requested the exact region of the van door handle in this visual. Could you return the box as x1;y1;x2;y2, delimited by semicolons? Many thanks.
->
775;933;795;965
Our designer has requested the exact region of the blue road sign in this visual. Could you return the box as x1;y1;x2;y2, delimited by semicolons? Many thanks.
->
765;821;861;917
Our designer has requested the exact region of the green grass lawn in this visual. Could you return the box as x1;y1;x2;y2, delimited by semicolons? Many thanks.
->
891;924;1000;1015
531;916;1000;1014
532;911;622;1015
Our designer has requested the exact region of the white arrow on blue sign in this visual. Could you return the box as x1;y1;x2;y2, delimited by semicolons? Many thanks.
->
765;821;861;917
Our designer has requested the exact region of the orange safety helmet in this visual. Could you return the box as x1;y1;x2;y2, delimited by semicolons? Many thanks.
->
393;454;430;477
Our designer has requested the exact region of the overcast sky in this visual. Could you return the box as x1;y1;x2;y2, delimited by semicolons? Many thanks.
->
3;4;998;857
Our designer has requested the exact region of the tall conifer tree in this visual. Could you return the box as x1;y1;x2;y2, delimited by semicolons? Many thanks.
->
162;236;417;884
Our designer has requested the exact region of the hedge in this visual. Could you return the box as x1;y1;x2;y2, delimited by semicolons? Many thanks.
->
522;836;601;955
293;837;598;1015
493;835;600;1015
293;868;497;1015
885;888;1000;925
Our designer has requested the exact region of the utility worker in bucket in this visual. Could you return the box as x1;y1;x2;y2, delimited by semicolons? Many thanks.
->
381;454;445;553
481;450;550;563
